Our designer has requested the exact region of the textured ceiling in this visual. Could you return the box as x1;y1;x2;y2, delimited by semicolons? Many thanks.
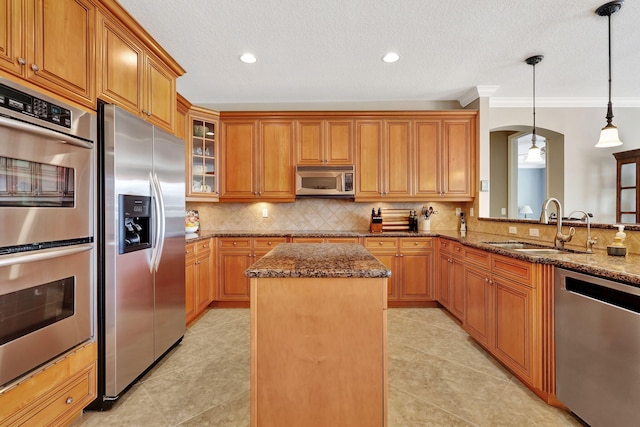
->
117;0;640;109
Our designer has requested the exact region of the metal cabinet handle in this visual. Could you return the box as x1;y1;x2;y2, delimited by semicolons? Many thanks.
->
414;242;419;245
268;242;273;245
17;57;26;65
31;63;39;72
66;397;73;405
233;242;237;246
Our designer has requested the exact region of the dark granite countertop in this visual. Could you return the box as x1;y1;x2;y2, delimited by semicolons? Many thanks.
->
187;229;640;287
244;243;392;278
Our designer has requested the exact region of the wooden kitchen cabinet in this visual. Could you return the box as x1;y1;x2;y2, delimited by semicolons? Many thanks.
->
96;10;178;132
355;120;384;199
187;107;219;201
364;237;434;305
0;0;96;109
436;239;464;320
185;238;214;325
414;117;476;200
291;237;360;243
220;118;295;202
0;341;96;427
216;237;286;305
295;118;354;165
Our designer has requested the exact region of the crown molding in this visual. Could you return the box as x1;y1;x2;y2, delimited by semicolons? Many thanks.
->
490;97;640;108
458;85;500;107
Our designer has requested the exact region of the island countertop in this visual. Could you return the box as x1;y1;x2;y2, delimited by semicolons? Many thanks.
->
244;243;392;278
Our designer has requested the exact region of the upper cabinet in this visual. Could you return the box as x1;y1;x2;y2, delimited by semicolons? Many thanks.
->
96;9;179;133
0;0;96;109
356;112;477;202
187;106;219;201
220;116;295;202
296;119;353;165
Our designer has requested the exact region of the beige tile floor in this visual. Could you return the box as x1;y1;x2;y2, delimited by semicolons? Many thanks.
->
73;308;584;426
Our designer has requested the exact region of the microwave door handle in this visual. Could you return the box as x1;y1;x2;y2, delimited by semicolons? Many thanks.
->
0;243;93;268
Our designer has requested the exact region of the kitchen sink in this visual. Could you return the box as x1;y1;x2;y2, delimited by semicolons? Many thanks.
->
482;241;584;255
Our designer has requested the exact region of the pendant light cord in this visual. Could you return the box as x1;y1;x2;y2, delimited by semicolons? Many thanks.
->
606;12;614;125
532;61;537;141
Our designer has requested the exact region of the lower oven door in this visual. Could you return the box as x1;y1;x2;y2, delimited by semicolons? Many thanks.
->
0;243;93;388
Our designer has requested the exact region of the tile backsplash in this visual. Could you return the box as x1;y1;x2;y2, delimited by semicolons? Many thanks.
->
188;199;468;232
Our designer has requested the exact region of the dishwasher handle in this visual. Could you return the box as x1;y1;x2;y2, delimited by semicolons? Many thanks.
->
564;274;640;314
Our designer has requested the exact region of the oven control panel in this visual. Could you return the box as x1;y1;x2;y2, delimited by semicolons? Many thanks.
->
0;82;71;129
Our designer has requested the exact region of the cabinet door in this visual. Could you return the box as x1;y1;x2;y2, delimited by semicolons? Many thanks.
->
296;120;324;165
96;12;143;114
325;119;353;164
464;265;492;348
185;255;196;324
221;121;257;200
436;252;451;309
450;257;465;320
0;0;23;76
196;251;213;312
374;252;398;301
493;277;535;383
144;53;175;131
401;251;433;300
29;0;95;107
218;251;251;301
384;120;412;198
187;111;219;200
259;120;295;200
442;118;474;198
355;120;383;199
414;119;441;197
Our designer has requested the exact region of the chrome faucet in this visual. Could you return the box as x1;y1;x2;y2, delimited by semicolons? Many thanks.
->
539;198;575;248
567;210;597;253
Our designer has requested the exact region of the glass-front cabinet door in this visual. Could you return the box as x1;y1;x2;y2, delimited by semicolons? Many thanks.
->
187;108;219;200
614;148;640;224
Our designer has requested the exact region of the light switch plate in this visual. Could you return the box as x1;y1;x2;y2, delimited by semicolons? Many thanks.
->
470;208;474;217
455;208;461;216
480;180;489;192
509;226;517;234
529;228;539;237
262;208;268;218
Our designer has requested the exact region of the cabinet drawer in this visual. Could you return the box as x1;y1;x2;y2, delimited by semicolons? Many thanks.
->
438;238;453;253
491;254;534;287
463;246;491;268
451;243;464;257
195;239;212;254
400;237;432;250
292;237;325;243
363;237;398;250
326;237;360;244
253;237;287;249
219;238;251;249
185;242;196;256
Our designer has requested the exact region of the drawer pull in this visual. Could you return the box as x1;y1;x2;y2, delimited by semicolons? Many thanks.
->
379;242;384;245
66;397;73;405
233;242;237;246
268;242;272;245
414;242;419;245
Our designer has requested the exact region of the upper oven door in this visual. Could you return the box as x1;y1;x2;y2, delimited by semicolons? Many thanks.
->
0;118;94;247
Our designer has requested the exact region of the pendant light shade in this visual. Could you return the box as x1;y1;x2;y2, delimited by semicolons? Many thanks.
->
525;55;544;163
595;0;624;148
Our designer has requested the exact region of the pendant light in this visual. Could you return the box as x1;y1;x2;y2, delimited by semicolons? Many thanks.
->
525;55;544;163
595;0;623;148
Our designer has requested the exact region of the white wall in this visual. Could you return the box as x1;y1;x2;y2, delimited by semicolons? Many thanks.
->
482;105;640;224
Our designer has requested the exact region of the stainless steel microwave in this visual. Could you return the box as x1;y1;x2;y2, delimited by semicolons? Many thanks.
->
295;165;355;198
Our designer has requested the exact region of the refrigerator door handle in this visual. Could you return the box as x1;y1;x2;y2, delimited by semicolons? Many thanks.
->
152;172;166;272
149;172;161;273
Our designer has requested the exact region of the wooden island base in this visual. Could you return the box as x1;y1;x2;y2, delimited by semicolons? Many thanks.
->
246;243;390;427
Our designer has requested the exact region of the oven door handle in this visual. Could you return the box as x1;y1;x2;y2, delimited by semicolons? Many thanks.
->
0;243;93;268
0;116;93;149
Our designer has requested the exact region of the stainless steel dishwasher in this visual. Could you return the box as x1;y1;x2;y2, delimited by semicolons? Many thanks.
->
555;268;640;427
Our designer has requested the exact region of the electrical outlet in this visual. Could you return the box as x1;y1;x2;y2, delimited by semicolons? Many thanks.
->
509;226;517;234
529;228;539;237
455;208;461;216
470;208;474;217
262;208;268;218
501;207;506;215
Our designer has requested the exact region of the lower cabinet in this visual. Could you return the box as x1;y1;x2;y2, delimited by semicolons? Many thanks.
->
185;238;214;324
456;243;543;390
217;237;286;304
0;342;97;427
364;237;434;305
291;237;360;243
436;239;465;320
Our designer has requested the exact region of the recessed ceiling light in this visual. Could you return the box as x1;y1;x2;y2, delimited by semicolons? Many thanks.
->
240;53;257;64
382;52;400;63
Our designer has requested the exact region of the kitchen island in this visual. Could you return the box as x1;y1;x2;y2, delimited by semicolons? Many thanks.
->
245;243;391;427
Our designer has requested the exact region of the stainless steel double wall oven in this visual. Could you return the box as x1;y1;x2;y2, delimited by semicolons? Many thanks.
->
0;78;95;388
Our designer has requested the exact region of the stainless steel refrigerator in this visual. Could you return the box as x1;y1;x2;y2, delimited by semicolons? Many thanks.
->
91;104;185;409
